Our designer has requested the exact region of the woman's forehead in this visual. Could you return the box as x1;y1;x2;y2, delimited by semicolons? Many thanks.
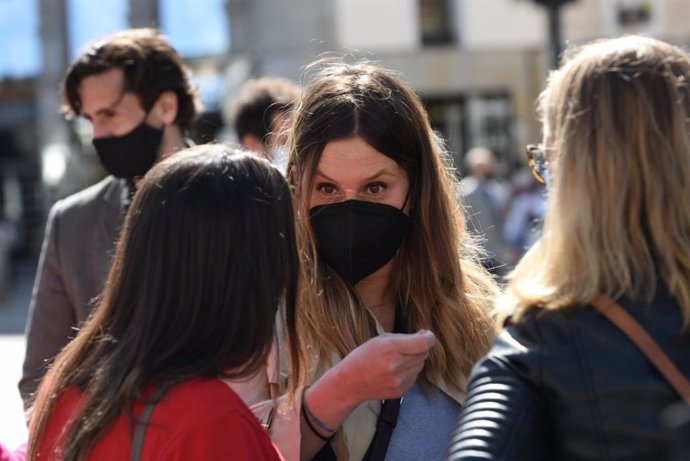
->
315;137;404;181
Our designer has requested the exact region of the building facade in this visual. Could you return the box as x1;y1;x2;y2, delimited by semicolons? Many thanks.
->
225;0;690;172
3;0;689;258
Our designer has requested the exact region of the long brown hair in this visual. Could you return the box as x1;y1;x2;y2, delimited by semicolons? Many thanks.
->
286;60;497;393
508;35;690;329
28;145;301;460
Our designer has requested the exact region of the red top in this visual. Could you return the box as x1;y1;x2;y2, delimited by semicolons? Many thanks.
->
34;377;284;460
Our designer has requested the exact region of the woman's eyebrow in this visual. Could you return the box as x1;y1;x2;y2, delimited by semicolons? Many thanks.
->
314;170;337;182
365;169;396;181
313;168;398;184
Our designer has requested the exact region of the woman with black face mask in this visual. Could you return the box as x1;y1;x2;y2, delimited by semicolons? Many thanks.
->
283;61;498;461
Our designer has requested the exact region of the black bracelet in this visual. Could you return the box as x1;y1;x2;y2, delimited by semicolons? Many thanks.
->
301;386;337;442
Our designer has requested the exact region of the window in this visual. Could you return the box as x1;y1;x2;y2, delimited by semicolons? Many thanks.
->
424;94;515;172
425;98;466;168
604;0;660;36
419;0;455;45
466;94;514;164
617;0;652;27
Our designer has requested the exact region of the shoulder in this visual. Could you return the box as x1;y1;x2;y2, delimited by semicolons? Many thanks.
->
479;308;582;378
50;176;124;219
150;378;281;459
47;386;84;419
36;387;85;457
154;377;262;432
510;304;602;340
161;377;248;416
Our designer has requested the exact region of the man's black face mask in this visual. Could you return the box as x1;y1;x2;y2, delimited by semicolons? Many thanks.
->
93;121;163;179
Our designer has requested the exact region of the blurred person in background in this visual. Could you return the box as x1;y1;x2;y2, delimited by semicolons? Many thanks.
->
460;146;512;277
502;166;546;262
231;77;301;172
20;28;200;408
27;145;297;460
448;35;690;460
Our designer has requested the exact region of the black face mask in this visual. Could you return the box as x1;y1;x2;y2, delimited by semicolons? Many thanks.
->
309;199;410;285
92;122;163;179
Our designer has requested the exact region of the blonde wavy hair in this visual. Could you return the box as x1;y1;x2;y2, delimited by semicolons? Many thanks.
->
507;35;690;329
286;60;497;394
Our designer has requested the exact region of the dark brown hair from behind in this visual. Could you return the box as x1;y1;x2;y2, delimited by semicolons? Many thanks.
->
27;144;300;460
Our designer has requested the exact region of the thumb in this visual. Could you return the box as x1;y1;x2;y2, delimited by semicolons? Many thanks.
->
392;330;436;355
415;329;436;349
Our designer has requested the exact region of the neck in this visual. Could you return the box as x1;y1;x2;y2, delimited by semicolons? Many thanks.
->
158;124;186;161
132;126;187;189
355;259;396;332
365;301;396;332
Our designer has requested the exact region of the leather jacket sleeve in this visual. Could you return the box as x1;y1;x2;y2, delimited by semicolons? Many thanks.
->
447;319;554;460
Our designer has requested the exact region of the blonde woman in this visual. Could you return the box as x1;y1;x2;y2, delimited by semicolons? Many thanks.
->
285;61;497;460
448;36;690;460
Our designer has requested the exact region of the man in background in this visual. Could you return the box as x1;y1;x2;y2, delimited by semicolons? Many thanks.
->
20;28;200;406
460;146;512;277
230;77;301;171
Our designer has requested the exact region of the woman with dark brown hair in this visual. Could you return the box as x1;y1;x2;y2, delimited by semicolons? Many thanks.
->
285;61;497;460
27;145;300;460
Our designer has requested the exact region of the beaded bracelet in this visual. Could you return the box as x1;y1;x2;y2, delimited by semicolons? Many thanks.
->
301;386;338;442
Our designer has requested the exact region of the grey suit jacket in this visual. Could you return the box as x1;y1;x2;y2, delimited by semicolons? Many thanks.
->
20;176;127;405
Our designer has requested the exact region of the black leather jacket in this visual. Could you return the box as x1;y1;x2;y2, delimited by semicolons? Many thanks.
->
447;289;690;460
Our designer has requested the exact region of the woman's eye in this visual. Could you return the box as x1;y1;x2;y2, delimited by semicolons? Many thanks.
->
317;183;338;195
366;183;386;194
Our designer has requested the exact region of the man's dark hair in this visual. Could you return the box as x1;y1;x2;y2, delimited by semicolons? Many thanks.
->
232;77;301;144
62;28;200;130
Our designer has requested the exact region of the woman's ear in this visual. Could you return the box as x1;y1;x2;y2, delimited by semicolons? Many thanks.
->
153;91;179;125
